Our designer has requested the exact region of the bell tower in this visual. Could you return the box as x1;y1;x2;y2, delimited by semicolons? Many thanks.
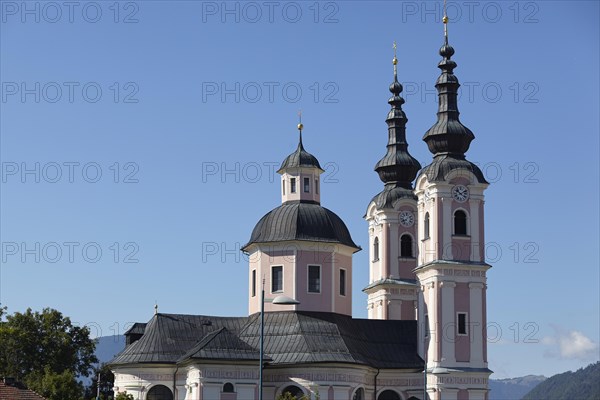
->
365;44;422;320
414;10;492;400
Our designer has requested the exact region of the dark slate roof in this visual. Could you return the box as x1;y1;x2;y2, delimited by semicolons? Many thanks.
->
277;139;323;173
239;312;423;369
368;185;416;212
242;202;360;251
418;154;488;184
110;314;246;365
110;311;423;370
178;327;263;362
124;322;146;335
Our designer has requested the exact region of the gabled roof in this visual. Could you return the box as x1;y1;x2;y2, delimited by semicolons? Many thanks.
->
0;381;47;400
110;311;423;370
110;314;246;365
178;327;263;362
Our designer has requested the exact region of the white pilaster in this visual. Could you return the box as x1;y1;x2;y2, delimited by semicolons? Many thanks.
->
439;388;458;400
470;199;480;262
469;282;485;366
440;281;456;364
443;197;452;260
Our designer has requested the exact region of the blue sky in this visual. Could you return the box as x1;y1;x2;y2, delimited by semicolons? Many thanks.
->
1;0;598;380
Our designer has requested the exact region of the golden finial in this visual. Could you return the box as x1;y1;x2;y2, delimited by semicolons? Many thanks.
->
297;110;303;131
443;0;449;37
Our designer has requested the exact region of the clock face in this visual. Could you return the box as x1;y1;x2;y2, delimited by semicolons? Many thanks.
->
452;185;470;202
399;211;415;227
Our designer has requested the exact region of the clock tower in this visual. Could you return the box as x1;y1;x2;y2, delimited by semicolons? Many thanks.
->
365;47;422;320
414;16;492;400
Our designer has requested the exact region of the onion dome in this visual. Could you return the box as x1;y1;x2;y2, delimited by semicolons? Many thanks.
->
419;16;487;184
422;34;475;157
374;48;422;189
241;201;360;251
277;129;323;173
370;45;422;209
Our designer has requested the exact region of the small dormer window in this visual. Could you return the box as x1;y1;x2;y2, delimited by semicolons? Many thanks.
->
290;178;296;193
304;177;310;193
315;178;319;194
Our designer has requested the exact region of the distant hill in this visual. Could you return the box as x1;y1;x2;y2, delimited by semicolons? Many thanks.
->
489;375;546;400
79;335;126;386
96;335;126;363
522;362;600;400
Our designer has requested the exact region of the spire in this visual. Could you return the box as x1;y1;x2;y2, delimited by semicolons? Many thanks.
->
277;115;323;174
422;0;475;158
297;110;304;148
374;42;421;189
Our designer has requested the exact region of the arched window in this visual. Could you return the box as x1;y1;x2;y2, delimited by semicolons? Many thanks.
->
424;212;430;239
377;390;401;400
282;385;304;399
147;385;173;400
373;237;379;261
454;210;468;235
353;388;365;400
223;383;234;393
400;234;413;258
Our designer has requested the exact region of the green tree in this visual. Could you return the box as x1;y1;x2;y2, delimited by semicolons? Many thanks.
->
84;364;115;400
115;392;134;400
276;392;310;400
25;367;84;400
0;307;98;380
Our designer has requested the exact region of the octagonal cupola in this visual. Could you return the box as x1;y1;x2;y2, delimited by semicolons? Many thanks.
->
277;122;324;204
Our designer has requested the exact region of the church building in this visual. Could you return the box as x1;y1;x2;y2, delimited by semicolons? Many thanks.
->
110;16;493;400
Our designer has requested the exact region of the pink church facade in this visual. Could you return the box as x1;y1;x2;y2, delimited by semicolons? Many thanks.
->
110;22;492;400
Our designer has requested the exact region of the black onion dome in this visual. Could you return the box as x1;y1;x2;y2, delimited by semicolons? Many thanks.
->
422;41;475;157
419;154;488;184
374;60;421;190
242;202;360;251
277;137;323;173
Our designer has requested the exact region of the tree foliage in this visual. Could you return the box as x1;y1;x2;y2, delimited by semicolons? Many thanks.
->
24;367;84;400
0;307;98;380
0;307;98;400
276;391;311;400
522;361;600;400
83;363;115;400
115;392;134;400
